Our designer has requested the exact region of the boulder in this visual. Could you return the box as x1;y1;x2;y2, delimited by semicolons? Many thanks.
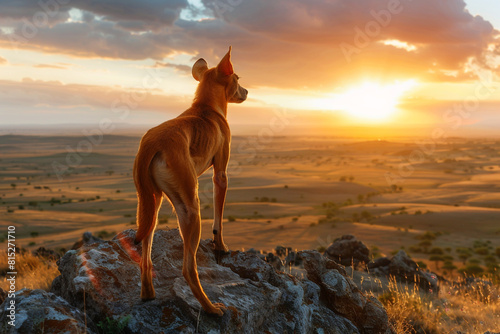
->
0;289;97;334
285;251;303;267
274;245;291;257
264;252;284;271
71;231;104;250
50;228;394;334
325;235;370;267
389;250;439;293
367;257;390;271
299;250;393;334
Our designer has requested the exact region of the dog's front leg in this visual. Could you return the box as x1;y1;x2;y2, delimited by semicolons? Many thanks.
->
212;168;229;255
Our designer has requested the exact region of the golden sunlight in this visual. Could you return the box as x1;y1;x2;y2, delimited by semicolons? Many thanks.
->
314;80;417;122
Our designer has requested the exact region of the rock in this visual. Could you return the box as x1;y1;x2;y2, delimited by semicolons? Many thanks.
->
367;257;391;276
70;231;103;250
389;250;439;293
285;250;303;267
246;248;259;255
298;250;394;334
275;245;291;257
325;235;370;267
264;252;284;271
367;257;391;270
0;289;97;334
50;229;394;334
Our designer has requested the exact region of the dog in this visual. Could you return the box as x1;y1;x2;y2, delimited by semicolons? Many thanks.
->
133;47;247;316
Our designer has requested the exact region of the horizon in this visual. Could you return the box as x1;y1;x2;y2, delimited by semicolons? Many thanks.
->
0;0;499;138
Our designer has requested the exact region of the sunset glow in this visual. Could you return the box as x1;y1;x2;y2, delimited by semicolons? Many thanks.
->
314;80;417;122
0;0;498;136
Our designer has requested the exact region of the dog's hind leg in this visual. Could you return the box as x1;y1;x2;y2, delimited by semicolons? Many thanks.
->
178;196;225;316
153;157;225;316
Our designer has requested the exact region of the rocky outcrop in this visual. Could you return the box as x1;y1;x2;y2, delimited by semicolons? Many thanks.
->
299;251;391;334
71;231;104;250
368;250;439;293
0;289;97;334
325;235;370;267
47;228;394;334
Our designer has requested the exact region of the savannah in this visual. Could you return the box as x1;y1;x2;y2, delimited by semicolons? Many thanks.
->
0;133;499;332
0;0;500;332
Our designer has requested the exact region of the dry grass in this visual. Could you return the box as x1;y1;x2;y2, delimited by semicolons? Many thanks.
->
379;276;500;334
0;250;60;292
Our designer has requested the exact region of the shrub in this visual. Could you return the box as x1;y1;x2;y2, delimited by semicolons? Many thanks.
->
474;247;489;256
96;230;115;239
429;247;444;255
460;264;484;276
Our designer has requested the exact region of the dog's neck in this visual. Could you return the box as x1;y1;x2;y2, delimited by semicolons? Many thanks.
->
193;84;228;118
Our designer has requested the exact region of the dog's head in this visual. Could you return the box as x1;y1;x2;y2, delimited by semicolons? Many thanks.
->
192;47;248;104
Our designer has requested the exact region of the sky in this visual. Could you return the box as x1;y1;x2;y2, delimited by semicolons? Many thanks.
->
0;0;499;137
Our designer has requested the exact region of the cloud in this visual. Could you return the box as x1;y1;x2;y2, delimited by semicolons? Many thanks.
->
0;78;190;115
0;0;188;30
0;0;497;89
0;56;6;65
71;0;188;31
33;63;69;69
0;0;70;25
154;61;191;74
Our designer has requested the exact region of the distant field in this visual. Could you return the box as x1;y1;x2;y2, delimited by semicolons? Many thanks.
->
1;134;500;273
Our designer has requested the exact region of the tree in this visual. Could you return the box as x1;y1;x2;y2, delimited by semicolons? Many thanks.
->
460;264;484;276
456;248;472;264
361;210;372;221
418;240;432;253
429;255;444;269
417;231;437;241
442;261;457;275
357;194;365;203
429;247;444;255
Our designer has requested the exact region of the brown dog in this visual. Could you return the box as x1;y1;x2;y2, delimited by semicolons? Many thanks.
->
133;47;247;316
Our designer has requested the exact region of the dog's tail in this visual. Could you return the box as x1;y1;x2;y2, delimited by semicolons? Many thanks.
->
134;148;160;244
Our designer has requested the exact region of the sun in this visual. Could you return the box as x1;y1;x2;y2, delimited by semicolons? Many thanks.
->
315;80;417;122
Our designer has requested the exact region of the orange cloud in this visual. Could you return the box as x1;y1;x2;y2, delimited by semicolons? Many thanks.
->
0;0;497;90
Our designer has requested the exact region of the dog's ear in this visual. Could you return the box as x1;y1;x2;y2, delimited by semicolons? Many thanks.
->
192;58;208;81
217;46;233;76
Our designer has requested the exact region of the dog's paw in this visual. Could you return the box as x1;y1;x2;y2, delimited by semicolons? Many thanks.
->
211;240;229;253
208;303;226;317
140;295;156;302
